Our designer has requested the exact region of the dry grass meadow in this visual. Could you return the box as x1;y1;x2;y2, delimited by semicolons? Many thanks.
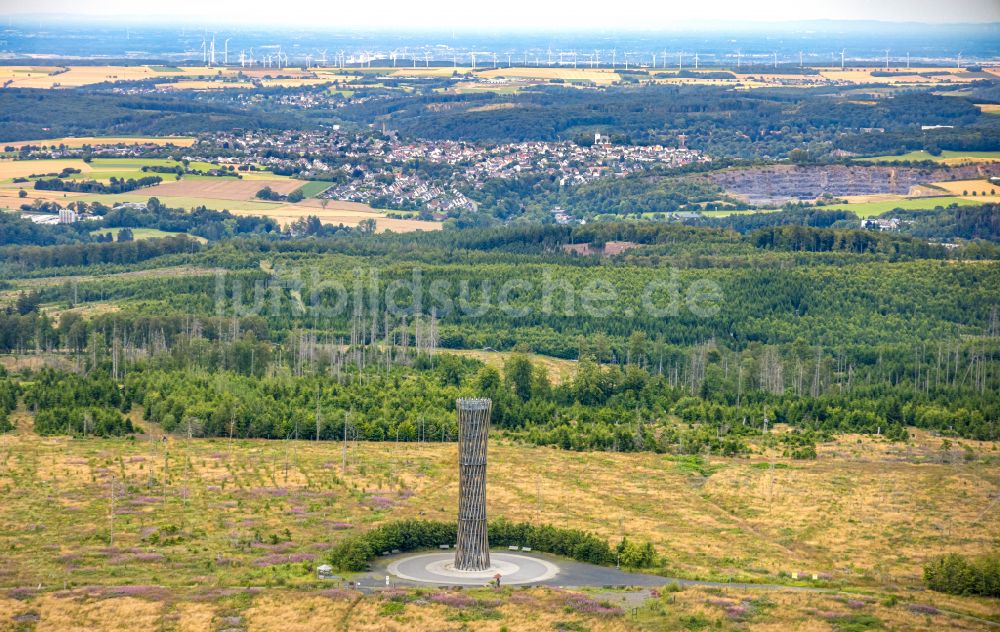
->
4;137;196;149
0;415;997;629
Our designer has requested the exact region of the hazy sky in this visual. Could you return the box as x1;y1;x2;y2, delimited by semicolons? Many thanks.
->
2;0;999;29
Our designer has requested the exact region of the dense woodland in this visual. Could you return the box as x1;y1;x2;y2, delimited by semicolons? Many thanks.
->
1;216;997;452
0;89;310;141
337;85;1000;158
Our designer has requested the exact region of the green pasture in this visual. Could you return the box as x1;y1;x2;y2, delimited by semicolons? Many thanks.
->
856;150;1000;163
89;227;208;243
819;196;986;217
294;181;332;198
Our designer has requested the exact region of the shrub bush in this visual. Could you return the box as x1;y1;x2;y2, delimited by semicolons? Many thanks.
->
326;518;647;572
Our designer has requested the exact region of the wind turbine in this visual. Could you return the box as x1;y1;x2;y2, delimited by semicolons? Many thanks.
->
507;53;512;67
611;49;616;68
224;38;230;66
772;51;777;69
677;51;683;70
840;48;846;70
248;48;254;67
239;49;245;68
694;52;699;70
957;51;963;69
492;51;498;67
201;38;207;65
209;34;216;67
736;49;742;70
471;52;476;69
662;49;667;69
318;49;327;66
593;50;599;68
426;51;431;67
652;52;657;69
799;50;803;68
906;51;910;69
884;49;890;70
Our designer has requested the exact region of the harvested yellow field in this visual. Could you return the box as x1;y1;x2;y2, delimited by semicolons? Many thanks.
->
387;66;472;77
4;136;196;149
0;189;80;211
156;80;254;90
655;77;738;87
0;65;249;88
311;69;363;80
7;65;166;88
0;65;62;78
296;198;378;212
261;78;336;88
931;178;1000;200
818;67;972;85
476;67;621;84
144;178;304;201
240;68;317;79
229;200;442;233
976;103;1000;114
0;158;92;179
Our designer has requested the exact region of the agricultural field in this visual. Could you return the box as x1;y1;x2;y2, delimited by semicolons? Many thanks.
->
144;178;303;201
0;158;94;180
294;181;333;198
88;227;208;243
73;194;285;213
3;137;196;149
929;179;1000;201
820;196;989;216
227;202;442;232
817;67;978;85
156;80;255;90
857;150;1000;165
0;426;996;630
476;67;621;85
0;65;241;89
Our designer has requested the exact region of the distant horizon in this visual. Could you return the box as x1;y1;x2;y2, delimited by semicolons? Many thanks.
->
4;15;1000;31
2;0;999;30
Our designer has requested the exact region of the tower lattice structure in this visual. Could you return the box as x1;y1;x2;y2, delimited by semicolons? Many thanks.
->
454;398;492;571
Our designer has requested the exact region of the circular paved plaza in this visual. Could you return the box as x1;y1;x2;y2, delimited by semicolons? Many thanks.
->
387;552;560;586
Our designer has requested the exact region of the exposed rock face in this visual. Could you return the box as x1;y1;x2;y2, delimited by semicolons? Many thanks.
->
711;164;1000;205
